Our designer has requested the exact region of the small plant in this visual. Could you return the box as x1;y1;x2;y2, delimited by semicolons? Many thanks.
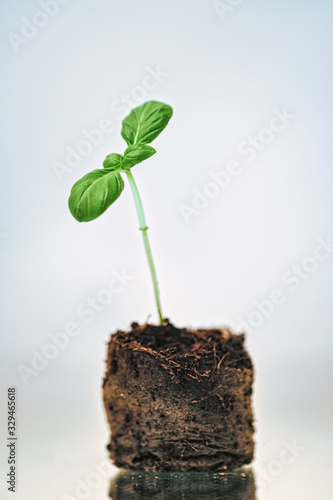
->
68;100;173;325
68;100;255;472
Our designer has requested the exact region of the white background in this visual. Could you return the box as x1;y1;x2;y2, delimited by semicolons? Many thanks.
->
1;0;333;498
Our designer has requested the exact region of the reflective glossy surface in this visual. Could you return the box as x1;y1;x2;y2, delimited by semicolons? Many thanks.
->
109;469;256;500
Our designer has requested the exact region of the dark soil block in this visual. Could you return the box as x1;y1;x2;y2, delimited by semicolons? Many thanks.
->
103;322;254;472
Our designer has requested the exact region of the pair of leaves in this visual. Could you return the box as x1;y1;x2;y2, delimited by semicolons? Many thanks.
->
68;101;173;222
69;143;156;222
103;143;156;172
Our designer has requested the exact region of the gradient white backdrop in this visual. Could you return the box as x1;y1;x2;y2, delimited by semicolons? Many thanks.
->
1;0;333;499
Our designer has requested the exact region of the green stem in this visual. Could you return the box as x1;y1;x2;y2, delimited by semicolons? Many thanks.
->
125;170;164;325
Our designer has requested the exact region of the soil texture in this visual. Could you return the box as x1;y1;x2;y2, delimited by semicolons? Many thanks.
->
103;321;254;472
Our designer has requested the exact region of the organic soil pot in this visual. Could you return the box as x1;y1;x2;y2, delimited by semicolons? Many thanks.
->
103;321;254;472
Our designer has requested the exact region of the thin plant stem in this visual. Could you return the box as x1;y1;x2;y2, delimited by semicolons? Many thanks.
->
125;170;164;325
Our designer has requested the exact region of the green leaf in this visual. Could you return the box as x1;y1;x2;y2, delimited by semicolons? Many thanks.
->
121;100;173;146
68;170;124;222
103;153;123;171
122;144;156;169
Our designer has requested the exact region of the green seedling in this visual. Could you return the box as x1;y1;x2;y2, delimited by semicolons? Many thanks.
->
68;100;173;325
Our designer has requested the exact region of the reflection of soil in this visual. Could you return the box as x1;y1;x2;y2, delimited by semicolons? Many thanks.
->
109;469;256;500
